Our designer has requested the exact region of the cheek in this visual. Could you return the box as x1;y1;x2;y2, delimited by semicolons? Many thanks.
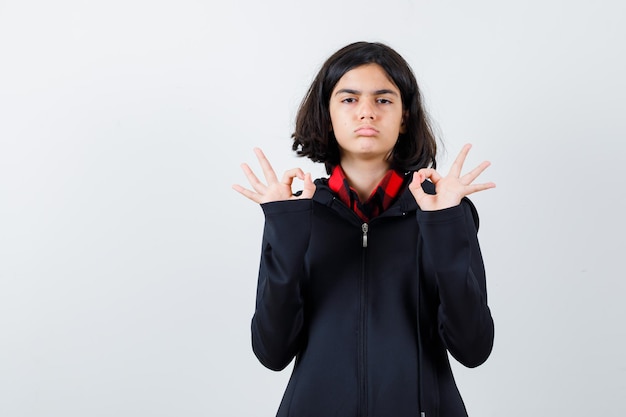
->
330;112;349;129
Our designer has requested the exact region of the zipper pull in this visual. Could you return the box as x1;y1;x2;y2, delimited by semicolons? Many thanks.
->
361;223;368;248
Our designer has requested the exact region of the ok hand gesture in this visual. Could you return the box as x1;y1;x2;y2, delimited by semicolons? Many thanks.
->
409;144;495;211
232;148;316;204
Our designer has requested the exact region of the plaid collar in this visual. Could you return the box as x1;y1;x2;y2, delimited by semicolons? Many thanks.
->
328;165;408;222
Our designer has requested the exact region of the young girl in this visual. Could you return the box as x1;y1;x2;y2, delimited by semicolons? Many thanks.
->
233;41;495;417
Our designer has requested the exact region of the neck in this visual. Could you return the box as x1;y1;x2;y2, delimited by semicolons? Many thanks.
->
339;157;391;202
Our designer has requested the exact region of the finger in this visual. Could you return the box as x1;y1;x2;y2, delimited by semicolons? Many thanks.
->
241;163;267;193
449;143;472;177
254;147;279;184
463;181;496;196
416;167;442;184
281;168;306;186
232;184;262;204
460;160;491;185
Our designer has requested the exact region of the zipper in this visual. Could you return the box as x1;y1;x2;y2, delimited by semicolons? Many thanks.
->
358;223;369;417
359;220;426;417
361;223;368;248
358;222;369;416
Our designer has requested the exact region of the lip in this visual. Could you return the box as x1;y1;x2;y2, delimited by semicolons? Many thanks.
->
354;126;379;136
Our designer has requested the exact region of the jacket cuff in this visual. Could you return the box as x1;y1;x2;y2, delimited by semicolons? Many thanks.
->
261;199;313;217
415;202;465;224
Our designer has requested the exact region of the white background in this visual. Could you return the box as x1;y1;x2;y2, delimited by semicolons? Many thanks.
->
1;0;625;416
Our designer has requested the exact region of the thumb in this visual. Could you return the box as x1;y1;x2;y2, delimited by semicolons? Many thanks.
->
301;173;316;198
409;172;427;202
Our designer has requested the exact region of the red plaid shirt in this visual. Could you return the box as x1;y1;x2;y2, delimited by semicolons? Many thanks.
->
328;165;408;222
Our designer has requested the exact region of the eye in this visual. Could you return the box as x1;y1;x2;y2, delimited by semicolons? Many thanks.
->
377;98;392;104
341;97;357;103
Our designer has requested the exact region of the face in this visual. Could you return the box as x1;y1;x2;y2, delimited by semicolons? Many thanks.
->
329;63;406;166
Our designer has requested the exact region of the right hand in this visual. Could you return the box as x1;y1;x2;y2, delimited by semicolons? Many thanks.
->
232;147;316;204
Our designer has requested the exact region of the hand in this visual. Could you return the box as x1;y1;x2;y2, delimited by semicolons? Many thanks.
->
409;143;495;211
232;147;316;204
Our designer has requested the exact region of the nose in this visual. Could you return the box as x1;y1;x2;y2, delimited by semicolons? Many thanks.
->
358;101;375;120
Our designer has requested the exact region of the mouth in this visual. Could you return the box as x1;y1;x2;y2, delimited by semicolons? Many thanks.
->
355;126;379;137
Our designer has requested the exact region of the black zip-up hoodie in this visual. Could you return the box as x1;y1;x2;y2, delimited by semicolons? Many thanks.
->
252;177;494;417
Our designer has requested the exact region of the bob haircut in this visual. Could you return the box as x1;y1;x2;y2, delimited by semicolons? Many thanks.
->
292;41;437;174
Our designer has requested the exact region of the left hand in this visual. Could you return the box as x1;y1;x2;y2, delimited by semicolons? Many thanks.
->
409;143;495;211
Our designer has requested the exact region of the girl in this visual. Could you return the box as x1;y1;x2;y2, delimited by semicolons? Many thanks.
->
233;41;495;417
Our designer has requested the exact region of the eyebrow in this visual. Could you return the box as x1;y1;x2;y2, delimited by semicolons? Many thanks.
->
334;88;399;97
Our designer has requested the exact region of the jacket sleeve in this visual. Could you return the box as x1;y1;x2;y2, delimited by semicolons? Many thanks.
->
251;199;312;371
416;198;494;368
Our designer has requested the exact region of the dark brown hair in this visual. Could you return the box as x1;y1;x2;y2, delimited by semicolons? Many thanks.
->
292;41;437;174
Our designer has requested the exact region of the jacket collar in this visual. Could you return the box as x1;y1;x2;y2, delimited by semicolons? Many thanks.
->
312;172;432;219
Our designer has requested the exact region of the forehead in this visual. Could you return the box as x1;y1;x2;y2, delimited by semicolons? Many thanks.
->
333;63;398;91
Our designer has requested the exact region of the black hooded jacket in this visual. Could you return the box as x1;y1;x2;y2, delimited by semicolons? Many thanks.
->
251;177;494;417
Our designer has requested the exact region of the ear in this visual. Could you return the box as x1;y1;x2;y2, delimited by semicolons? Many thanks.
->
399;111;409;134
